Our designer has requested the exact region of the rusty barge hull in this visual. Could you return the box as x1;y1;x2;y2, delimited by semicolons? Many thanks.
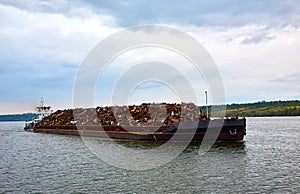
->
33;118;246;142
33;129;245;142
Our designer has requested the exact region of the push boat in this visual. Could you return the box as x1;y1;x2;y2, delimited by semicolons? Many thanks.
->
24;98;53;131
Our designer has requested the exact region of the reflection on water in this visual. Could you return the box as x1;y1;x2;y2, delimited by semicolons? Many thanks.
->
112;139;246;151
212;141;246;149
113;139;165;149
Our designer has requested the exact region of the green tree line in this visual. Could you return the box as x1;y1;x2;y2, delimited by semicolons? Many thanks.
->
200;100;300;117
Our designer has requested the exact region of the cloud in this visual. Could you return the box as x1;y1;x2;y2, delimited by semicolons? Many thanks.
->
177;23;300;103
270;73;300;83
0;0;80;13
81;0;300;27
0;4;118;64
241;31;276;44
0;3;119;113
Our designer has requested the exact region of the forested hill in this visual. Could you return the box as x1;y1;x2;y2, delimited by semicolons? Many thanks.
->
201;100;300;117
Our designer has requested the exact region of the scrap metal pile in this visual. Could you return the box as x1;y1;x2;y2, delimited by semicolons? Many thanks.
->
38;103;206;128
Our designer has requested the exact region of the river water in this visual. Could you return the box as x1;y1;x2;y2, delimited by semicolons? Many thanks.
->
1;117;299;193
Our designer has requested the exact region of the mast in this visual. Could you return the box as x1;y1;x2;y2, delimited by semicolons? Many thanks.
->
40;97;44;107
205;91;209;118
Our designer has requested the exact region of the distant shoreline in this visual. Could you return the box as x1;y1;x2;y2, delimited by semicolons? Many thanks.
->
0;113;37;122
1;100;299;121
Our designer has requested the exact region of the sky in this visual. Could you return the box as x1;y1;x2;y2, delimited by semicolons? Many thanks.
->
0;0;300;114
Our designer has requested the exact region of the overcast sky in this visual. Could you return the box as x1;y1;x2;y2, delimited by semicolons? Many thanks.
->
0;0;300;113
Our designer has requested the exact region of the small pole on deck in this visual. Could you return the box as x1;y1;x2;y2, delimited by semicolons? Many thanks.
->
205;91;208;119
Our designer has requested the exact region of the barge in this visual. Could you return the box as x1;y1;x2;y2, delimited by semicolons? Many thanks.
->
25;100;246;142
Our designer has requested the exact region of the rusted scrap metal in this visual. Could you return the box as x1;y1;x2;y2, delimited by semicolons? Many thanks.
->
37;103;206;130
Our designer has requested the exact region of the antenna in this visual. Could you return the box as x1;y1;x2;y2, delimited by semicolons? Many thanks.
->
205;91;208;118
40;97;44;107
